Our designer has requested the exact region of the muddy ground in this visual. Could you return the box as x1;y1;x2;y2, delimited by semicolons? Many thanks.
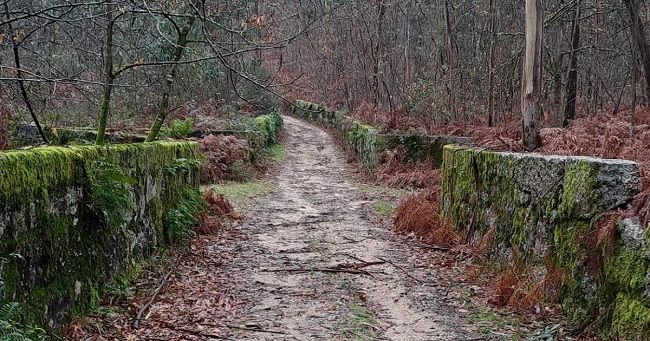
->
67;116;558;340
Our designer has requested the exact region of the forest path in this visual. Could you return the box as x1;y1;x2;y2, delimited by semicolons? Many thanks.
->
115;116;482;340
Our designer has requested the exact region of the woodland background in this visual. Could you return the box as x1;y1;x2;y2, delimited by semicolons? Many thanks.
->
0;0;648;149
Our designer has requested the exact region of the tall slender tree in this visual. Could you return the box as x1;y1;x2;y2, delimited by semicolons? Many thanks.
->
522;0;544;150
145;16;196;142
96;0;115;145
563;0;581;127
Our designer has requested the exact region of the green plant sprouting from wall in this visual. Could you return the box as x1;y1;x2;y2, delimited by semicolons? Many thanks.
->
166;158;202;176
89;158;135;228
0;303;46;341
161;118;193;139
167;188;207;243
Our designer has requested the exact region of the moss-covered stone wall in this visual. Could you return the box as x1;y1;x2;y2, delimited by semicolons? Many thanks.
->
440;145;649;336
292;100;473;168
255;111;284;146
0;141;199;330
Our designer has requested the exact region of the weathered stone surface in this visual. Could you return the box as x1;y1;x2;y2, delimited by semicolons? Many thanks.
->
441;145;649;335
10;123;148;147
379;134;474;166
11;122;50;146
0;142;199;329
619;217;645;249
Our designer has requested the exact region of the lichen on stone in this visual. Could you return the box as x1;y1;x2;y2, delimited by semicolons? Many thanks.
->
440;144;649;336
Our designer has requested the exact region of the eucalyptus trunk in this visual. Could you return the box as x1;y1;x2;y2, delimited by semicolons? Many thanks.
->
521;0;544;151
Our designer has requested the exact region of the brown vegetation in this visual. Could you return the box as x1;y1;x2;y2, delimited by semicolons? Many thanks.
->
198;189;239;235
376;151;441;189
393;186;461;248
199;135;251;184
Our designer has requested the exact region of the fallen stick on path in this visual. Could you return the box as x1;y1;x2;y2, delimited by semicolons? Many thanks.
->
412;242;450;252
200;322;287;335
263;260;386;276
375;256;424;284
332;261;386;269
132;268;174;329
226;325;286;335
154;320;231;340
263;267;372;275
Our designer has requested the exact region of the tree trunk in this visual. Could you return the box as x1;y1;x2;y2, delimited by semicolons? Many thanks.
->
563;0;581;127
145;17;196;142
372;0;386;110
521;0;544;151
96;0;115;145
632;38;639;136
4;4;48;144
444;0;458;119
487;0;497;127
623;0;650;103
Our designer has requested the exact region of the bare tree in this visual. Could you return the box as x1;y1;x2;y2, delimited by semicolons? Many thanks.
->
96;0;115;145
145;16;196;142
444;0;458;119
623;0;650;103
563;0;581;127
487;0;497;127
521;0;543;150
3;3;49;143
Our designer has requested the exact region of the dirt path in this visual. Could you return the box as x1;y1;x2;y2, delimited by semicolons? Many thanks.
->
215;116;475;340
74;116;488;340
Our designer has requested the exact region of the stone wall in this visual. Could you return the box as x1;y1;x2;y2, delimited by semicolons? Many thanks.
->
292;100;472;168
0;141;199;329
440;145;649;336
10;124;148;147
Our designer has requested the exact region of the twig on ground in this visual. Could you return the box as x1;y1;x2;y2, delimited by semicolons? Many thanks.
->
337;253;368;263
201;322;286;335
413;242;450;252
132;268;174;329
263;267;372;275
375;256;424;284
332;261;386;270
155;320;231;340
339;236;369;244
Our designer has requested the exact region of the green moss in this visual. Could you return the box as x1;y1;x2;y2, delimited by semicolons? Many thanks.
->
255;112;283;146
373;201;396;218
0;141;200;331
440;144;650;336
559;160;598;218
611;293;650;336
605;241;648;292
345;121;383;168
552;221;591;271
0;147;77;205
